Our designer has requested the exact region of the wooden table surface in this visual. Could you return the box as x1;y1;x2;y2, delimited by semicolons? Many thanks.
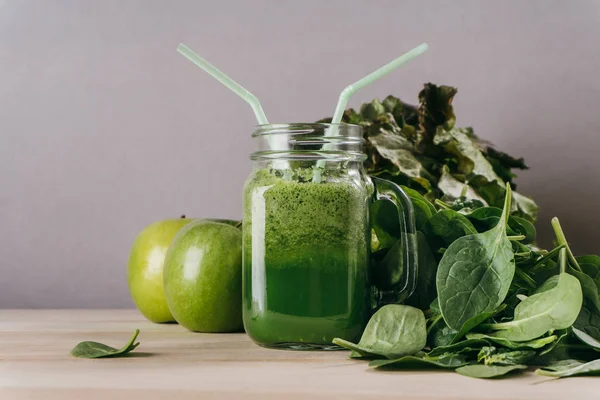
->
1;310;600;400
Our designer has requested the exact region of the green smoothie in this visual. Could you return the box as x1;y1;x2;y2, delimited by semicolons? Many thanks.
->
243;168;371;348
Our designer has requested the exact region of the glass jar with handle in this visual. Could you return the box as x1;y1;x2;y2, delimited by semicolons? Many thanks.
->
243;123;418;349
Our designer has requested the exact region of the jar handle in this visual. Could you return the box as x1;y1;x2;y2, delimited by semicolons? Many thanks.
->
371;177;418;307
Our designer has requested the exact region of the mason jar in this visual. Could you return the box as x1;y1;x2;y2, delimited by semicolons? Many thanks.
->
242;123;418;349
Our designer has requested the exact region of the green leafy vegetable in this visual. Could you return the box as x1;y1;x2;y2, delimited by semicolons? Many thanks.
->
370;352;470;369
575;302;600;340
371;199;401;249
535;359;600;378
426;338;488;357
572;327;600;351
400;186;437;230
456;364;528;379
405;232;438;309
487;272;582;341
477;346;535;366
466;333;557;350
437;183;515;330
422;209;477;251
450;305;507;344
333;305;426;359
325;83;600;381
318;83;538;221
71;329;140;359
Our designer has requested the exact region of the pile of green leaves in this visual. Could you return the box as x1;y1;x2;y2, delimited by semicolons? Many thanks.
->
319;83;539;223
335;183;600;379
327;84;600;379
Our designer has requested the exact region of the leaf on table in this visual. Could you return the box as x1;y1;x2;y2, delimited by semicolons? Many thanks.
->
535;359;600;378
71;329;141;359
370;352;470;369
333;305;426;360
456;364;527;379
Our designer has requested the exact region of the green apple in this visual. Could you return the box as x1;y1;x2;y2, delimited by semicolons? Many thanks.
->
164;220;243;332
128;217;194;323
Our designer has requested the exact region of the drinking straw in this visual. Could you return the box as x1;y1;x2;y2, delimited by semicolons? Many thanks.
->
177;43;269;125
330;43;429;125
312;43;428;181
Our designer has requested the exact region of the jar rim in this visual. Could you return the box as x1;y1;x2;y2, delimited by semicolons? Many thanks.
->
252;122;362;138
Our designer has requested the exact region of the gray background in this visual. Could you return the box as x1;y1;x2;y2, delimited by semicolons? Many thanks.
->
1;0;599;308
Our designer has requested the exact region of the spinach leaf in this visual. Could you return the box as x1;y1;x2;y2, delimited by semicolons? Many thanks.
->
437;196;485;214
535;359;600;378
466;207;535;244
400;185;436;230
367;130;429;189
370;352;470;369
535;329;570;362
477;346;536;365
488;272;582;341
71;329;140;359
433;126;501;185
428;306;504;347
466;333;557;350
574;301;600;340
568;267;600;312
371;199;400;249
371;235;409;290
578;255;600;287
455;364;527;379
534;275;560;294
429;320;457;347
512;191;539;223
436;166;489;206
405;232;438;310
450;306;506;344
436;183;515;331
426;339;488;357
572;327;600;351
510;216;537;245
551;218;583;272
319;84;538;222
422;209;478;251
333;305;426;359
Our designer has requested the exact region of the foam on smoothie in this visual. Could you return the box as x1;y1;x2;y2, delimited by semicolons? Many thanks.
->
243;168;369;270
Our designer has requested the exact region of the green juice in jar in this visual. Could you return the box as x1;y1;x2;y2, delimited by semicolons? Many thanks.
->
242;168;371;348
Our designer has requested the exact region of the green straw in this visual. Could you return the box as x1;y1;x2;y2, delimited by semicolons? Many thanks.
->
330;43;429;124
177;43;269;125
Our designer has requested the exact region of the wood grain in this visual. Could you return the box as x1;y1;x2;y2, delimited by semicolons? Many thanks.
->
1;310;599;399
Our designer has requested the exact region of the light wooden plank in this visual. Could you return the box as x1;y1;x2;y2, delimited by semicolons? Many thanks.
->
0;310;599;400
